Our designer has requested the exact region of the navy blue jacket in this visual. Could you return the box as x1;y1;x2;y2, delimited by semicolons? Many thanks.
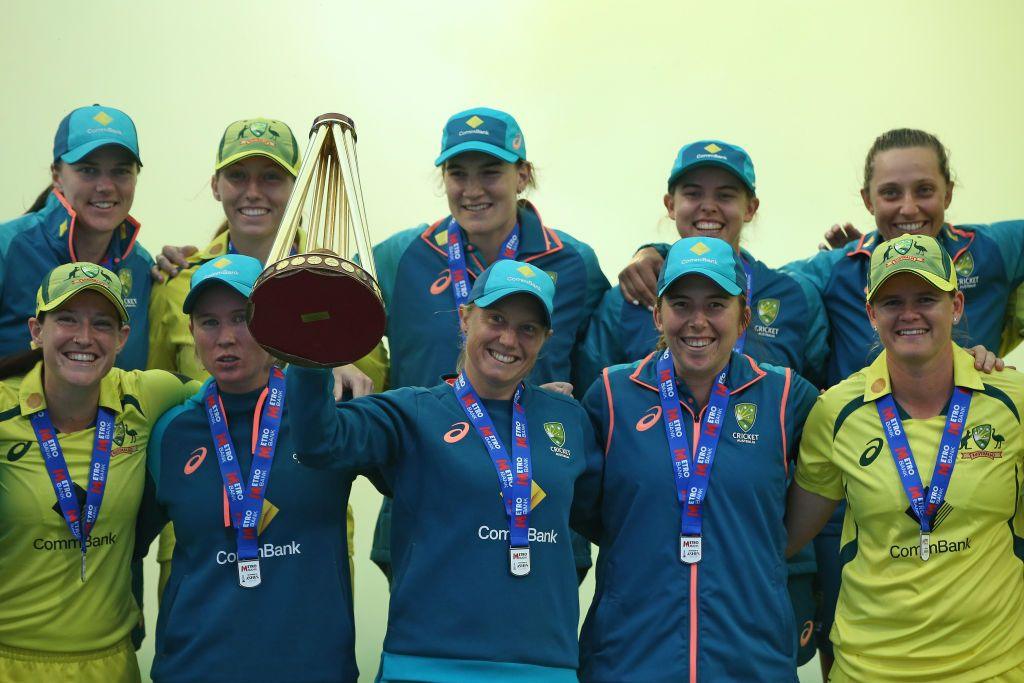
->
287;366;603;681
580;352;816;683
141;381;361;683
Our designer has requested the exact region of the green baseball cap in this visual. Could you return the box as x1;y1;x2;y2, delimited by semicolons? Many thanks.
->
36;262;129;325
867;234;958;301
215;118;301;176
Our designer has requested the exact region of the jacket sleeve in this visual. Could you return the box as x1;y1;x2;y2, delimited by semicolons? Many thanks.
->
794;275;831;388
779;248;842;298
999;283;1024;356
980;220;1024;286
575;287;626;395
146;282;176;372
570;417;604;544
568;240;611;396
286;365;408;473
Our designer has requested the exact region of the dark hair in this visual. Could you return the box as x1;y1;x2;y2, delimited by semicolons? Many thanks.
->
26;187;53;214
654;293;749;352
0;348;43;381
863;128;952;191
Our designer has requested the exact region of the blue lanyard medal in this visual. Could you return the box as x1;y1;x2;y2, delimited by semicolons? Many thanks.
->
733;258;754;353
32;407;116;582
204;367;287;587
656;349;731;564
875;387;972;561
453;372;533;577
446;219;521;313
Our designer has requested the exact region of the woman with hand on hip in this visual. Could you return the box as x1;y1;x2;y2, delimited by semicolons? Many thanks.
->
288;260;603;682
580;237;817;683
787;234;1024;681
139;255;366;682
369;107;608;582
0;263;195;682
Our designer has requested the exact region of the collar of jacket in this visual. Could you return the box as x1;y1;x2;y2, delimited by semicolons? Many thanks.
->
418;201;564;273
42;191;141;267
628;349;768;397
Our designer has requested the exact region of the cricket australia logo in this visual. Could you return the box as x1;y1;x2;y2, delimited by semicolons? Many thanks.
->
544;421;571;459
959;423;1005;460
111;420;139;456
753;298;780;339
732;403;759;444
955;252;978;289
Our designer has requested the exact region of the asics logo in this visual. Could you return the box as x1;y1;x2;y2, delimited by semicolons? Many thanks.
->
444;421;470;443
184;447;207;475
636;406;662;432
430;269;451;295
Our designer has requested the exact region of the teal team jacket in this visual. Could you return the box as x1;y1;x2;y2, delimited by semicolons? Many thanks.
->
580;352;817;683
142;381;364;683
0;192;153;370
287;366;604;682
370;201;609;572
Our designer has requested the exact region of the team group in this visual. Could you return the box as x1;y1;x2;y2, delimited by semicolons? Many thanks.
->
0;103;1022;683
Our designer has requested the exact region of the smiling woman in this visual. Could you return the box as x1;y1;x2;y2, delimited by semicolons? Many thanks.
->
578;237;818;682
368;106;609;583
0;105;155;372
284;258;604;682
786;234;1024;681
0;262;196;682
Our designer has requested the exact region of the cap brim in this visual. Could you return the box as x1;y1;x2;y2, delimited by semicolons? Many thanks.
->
435;141;519;166
867;269;957;302
471;286;552;326
659;268;743;298
668;159;753;192
183;278;254;314
61;139;142;166
215;150;299;177
39;284;130;326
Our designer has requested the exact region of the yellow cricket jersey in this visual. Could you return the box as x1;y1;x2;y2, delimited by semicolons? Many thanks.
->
147;229;389;388
0;362;197;652
796;345;1024;682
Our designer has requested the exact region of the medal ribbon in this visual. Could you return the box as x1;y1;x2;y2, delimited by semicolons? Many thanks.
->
446;218;521;314
204;367;287;562
875;387;972;536
452;372;532;551
733;257;754;353
657;349;730;539
31;406;116;581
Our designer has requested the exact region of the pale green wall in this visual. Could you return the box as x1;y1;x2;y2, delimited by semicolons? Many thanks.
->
2;1;1023;681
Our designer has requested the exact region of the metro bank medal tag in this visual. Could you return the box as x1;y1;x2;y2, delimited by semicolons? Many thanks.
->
238;558;262;588
680;535;702;564
510;547;531;577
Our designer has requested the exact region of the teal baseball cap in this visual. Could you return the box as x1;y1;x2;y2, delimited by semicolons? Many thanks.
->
183;254;264;314
435;107;526;166
53;105;141;165
667;140;755;193
467;260;554;326
658;237;746;297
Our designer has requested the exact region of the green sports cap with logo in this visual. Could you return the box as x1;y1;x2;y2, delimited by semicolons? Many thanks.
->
215;118;301;176
36;262;129;325
866;234;958;302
